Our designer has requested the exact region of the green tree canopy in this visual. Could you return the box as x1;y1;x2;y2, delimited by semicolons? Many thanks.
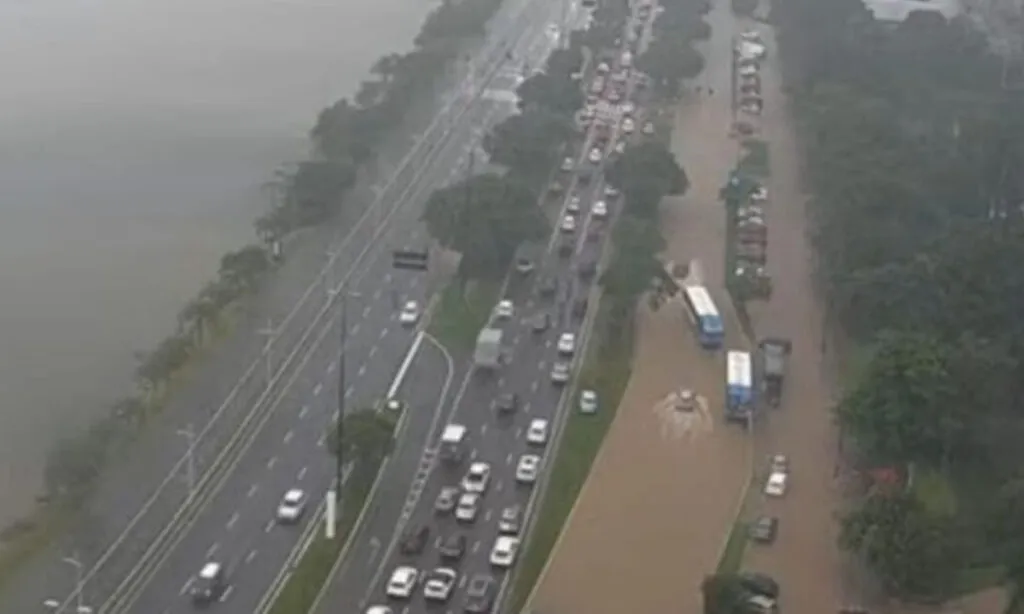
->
516;70;584;117
701;574;750;614
284;160;358;226
483;109;573;178
606;142;688;218
635;36;705;100
422;173;548;280
840;490;961;599
331;408;397;483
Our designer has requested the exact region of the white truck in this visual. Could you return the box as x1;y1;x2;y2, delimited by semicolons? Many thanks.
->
474;328;503;369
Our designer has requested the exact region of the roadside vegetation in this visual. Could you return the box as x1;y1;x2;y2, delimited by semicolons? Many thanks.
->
768;0;1024;605
1;0;510;592
268;405;399;614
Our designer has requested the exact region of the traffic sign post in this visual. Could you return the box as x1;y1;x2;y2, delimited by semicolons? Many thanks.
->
391;249;429;271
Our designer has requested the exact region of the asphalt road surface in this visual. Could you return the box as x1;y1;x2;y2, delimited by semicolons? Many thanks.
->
95;8;573;614
320;16;651;612
4;4;574;614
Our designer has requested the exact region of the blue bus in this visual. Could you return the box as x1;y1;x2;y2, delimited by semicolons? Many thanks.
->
682;285;724;348
725;350;754;422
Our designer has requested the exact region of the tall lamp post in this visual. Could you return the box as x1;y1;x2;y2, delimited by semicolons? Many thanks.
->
325;289;359;539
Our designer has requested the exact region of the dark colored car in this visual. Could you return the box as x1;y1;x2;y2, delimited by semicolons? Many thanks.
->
738;572;780;599
747;516;778;544
572;296;589;320
558;235;574;258
399;524;430;555
537;275;558;299
531;312;550;334
464;574;497;613
439;533;467;561
191;562;228;606
577;258;597;280
495;393;519;414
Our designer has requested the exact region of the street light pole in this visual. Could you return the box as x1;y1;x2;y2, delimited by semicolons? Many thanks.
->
257;319;275;390
177;424;197;499
63;555;89;614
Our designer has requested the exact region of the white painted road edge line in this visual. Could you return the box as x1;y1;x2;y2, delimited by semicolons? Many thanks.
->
387;331;425;400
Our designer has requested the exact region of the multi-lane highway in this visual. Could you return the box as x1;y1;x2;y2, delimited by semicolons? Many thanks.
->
94;8;576;614
5;3;578;614
313;5;657;613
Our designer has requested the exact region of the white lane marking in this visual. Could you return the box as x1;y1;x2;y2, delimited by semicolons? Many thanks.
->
471;541;481;554
206;542;220;558
470;448;478;460
497;377;506;388
524;401;532;414
245;550;258;564
179;577;194;596
459;574;468;589
219;586;233;602
345;386;354;398
352;323;361;335
265;520;275;533
515;427;523;439
531;381;538;393
484;509;493;523
313;383;323;397
369;346;378;358
283;430;294;444
538;360;547;370
267;456;278;469
384;273;392;283
226;513;240;530
298;405;309;419
362;306;371;317
373;289;382;301
333;409;340;422
317;435;326;447
505;453;514;466
358;364;367;376
298;467;308;481
327;360;336;373
246;484;259;498
481;423;488;436
410;277;419;288
496;480;504;493
379;327;389;339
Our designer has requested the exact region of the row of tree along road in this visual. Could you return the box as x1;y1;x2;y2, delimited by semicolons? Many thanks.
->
773;0;1024;605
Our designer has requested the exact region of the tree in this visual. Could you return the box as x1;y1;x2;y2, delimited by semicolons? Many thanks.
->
701;574;750;614
840;490;961;599
483;110;573;178
516;70;583;116
635;36;705;100
835;332;973;466
284;160;358;226
422;173;548;280
218;245;270;293
332;408;397;484
600;215;665;303
606;142;688;218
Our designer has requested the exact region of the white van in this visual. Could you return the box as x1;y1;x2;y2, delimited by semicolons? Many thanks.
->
439;424;467;463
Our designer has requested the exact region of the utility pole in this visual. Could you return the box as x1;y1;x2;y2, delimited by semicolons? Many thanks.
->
257;319;275;391
177;424;197;499
326;290;359;538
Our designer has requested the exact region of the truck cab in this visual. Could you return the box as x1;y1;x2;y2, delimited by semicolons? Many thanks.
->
439;424;468;464
758;338;792;407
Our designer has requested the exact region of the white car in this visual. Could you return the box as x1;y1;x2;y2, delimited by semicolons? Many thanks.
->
398;300;420;326
494;299;514;320
591;200;608;218
614;141;626;155
461;462;492;493
561;156;575;171
769;454;789;474
560;215;577;233
642;121;655;135
620;101;636;115
515;454;541;483
588;147;602;163
550;362;570;384
567;195;581;214
751;186;769;202
423;567;458;601
621;117;635;134
455;492;481;522
489;536;521;568
526;419;549;445
386;566;419;599
365;607;394;614
604;184;620;198
579;389;598;414
740;64;759;77
765;472;788;497
596;61;610;74
276;488;307;523
557;332;576;355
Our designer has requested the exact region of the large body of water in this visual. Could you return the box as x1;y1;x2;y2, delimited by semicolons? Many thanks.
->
0;0;434;525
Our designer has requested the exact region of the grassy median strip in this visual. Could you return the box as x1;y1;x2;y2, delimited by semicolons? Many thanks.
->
716;520;750;575
428;280;500;352
266;464;379;614
506;302;636;612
